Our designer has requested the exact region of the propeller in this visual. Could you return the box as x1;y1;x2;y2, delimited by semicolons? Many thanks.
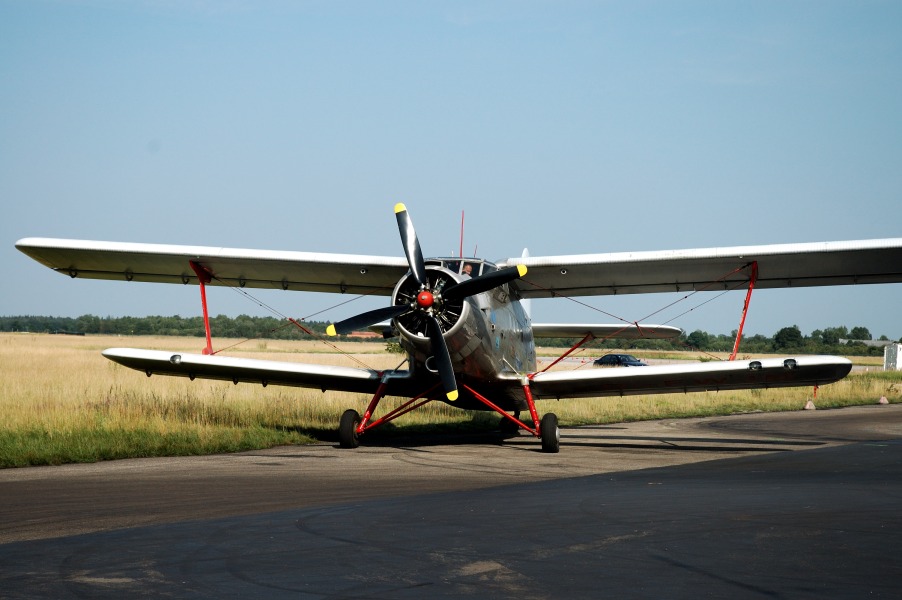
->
327;203;527;403
426;315;457;401
442;264;527;301
325;304;410;337
395;202;428;287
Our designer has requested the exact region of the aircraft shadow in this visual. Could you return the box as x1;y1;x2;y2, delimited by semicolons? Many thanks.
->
266;424;825;454
540;432;824;453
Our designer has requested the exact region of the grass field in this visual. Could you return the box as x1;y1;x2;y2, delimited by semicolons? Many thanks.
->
1;333;899;467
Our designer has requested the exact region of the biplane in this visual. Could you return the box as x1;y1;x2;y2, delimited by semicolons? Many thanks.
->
15;204;902;452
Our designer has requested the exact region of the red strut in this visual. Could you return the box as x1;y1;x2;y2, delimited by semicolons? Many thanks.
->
189;261;214;355
729;261;758;361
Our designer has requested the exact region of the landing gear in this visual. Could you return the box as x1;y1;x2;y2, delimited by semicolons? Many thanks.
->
339;409;361;448
336;379;561;452
540;412;560;454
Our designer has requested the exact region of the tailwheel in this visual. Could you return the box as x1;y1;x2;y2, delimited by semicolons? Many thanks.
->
339;409;361;449
540;412;560;453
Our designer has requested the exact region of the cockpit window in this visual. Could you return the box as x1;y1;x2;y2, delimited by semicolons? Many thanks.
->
429;258;497;276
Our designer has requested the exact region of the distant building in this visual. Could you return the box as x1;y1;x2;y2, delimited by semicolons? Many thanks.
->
885;344;902;371
348;330;381;339
839;339;894;348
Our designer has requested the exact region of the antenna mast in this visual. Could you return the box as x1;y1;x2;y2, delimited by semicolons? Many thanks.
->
459;210;465;257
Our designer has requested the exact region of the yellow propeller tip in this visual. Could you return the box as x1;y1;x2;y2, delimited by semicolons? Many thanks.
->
326;324;337;337
394;202;407;214
446;390;459;401
517;264;527;277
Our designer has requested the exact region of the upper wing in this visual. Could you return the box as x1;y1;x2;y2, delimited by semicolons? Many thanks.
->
530;323;682;339
529;356;851;399
15;238;408;295
499;238;902;298
20;236;902;299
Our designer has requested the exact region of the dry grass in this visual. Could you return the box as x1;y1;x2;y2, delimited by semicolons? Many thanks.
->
1;333;899;467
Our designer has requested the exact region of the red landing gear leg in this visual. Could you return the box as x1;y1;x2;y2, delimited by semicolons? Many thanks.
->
339;380;387;449
526;380;560;454
462;380;560;453
338;380;441;449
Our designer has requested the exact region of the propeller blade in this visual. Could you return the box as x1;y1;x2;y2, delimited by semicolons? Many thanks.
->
426;316;458;401
326;304;410;336
443;265;527;302
395;203;428;287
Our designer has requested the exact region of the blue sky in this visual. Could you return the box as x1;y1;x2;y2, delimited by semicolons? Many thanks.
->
2;1;900;339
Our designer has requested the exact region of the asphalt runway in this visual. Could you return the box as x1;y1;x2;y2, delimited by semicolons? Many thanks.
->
2;404;902;598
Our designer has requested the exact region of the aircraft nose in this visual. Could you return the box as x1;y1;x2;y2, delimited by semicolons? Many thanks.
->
416;290;434;308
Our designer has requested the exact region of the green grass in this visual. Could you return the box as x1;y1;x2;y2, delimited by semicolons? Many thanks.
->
0;426;314;468
2;333;900;467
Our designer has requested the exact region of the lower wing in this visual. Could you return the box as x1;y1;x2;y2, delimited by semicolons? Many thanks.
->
106;349;851;401
530;323;682;339
529;356;852;399
102;348;421;397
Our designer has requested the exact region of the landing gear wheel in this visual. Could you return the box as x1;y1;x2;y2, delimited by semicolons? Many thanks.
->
540;412;560;453
339;409;361;449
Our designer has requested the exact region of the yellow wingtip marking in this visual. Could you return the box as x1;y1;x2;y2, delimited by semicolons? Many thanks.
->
517;264;527;277
326;324;337;337
394;202;407;214
447;390;459;401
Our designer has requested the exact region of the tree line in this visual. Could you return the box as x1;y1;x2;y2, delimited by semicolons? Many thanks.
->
1;315;897;357
0;314;328;340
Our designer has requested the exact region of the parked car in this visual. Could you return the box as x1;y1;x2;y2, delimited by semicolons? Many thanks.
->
593;353;648;367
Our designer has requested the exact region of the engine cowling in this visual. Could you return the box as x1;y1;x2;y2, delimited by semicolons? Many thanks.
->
392;265;468;355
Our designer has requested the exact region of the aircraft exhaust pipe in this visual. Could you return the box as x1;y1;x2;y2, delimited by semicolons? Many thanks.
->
424;356;438;373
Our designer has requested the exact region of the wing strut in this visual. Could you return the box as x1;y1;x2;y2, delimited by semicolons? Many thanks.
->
189;261;214;355
729;261;758;361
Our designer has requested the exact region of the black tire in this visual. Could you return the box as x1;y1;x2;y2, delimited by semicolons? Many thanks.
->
339;409;361;449
540;412;560;453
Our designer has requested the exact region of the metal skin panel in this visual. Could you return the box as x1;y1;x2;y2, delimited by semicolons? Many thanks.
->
499;238;902;299
15;238;407;295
